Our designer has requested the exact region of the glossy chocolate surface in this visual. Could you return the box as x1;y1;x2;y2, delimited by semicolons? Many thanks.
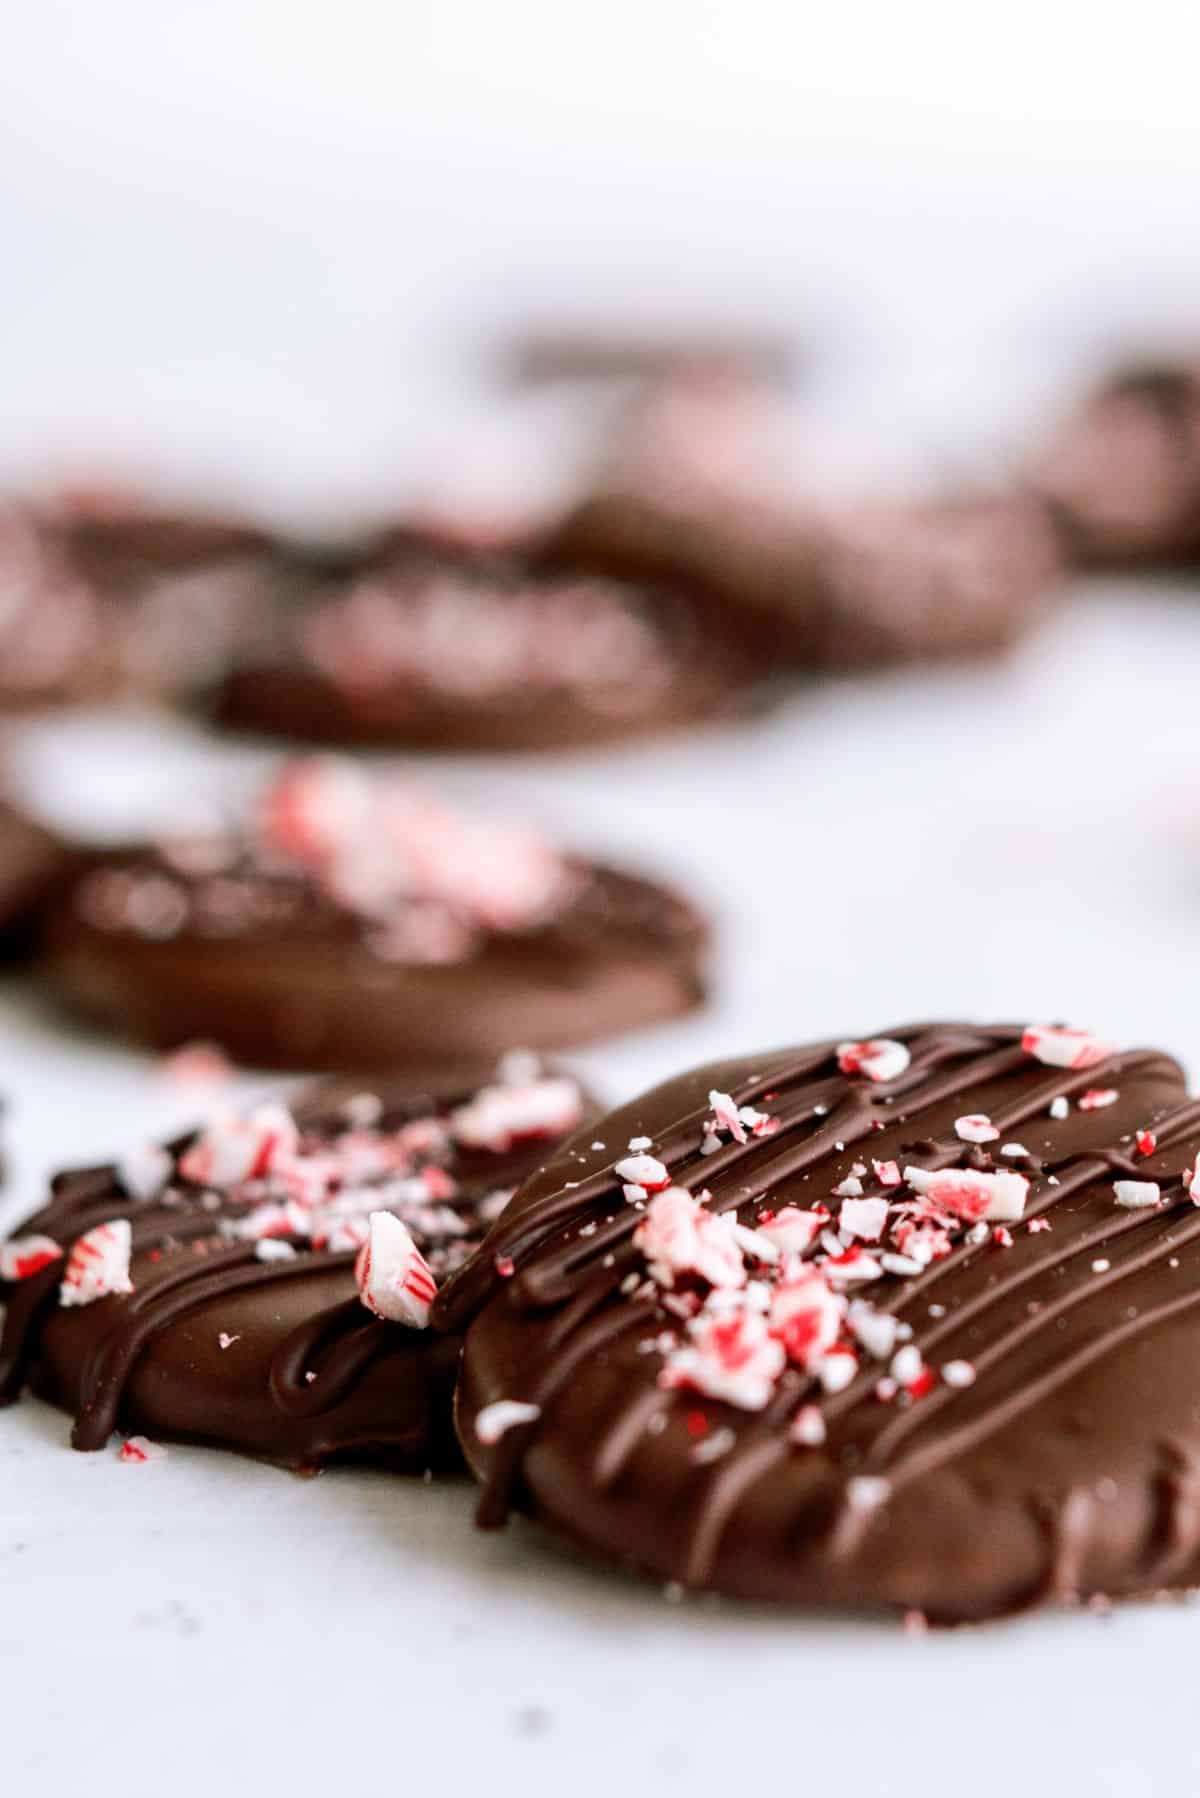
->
442;1023;1200;1620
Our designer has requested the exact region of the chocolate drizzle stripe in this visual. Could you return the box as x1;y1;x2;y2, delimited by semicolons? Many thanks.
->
267;1283;400;1419
475;1298;658;1527
72;1246;326;1450
865;1202;1200;1471
876;1279;1200;1496
511;1033;1033;1312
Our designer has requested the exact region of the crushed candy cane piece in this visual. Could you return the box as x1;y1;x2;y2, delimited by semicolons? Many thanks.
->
833;1176;863;1198
769;1268;845;1368
119;1436;168;1464
255;1239;297;1262
941;1359;977;1388
634;1186;745;1290
660;1306;785;1410
837;1038;911;1083
754;1205;825;1257
1000;1143;1029;1159
1187;1157;1200;1205
955;1114;998;1144
890;1344;924;1385
1049;1096;1070;1120
59;1219;133;1307
0;1235;63;1282
476;1399;542;1444
847;1475;892;1512
847;1299;900;1360
614;1153;671;1192
449;1075;581;1153
872;1159;901;1187
1136;1130;1157;1158
1078;1089;1119;1110
790;1405;827;1446
355;1211;437;1326
158;1041;234;1088
839;1196;889;1242
816;1347;858;1393
1113;1180;1162;1210
823;1246;883;1285
217;1331;240;1350
707;1090;746;1143
117;1142;173;1203
179;1104;299;1188
1022;1025;1115;1071
904;1164;1029;1223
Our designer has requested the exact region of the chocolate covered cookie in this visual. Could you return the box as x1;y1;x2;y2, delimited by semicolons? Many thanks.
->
0;1058;592;1469
1033;362;1200;569
213;535;759;753
440;1022;1200;1622
0;505;114;708
39;758;708;1069
546;489;1060;670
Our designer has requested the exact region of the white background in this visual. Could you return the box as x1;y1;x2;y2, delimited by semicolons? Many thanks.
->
5;7;1200;1796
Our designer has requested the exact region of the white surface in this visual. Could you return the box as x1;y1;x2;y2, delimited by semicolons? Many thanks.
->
4;581;1200;1797
7;5;1200;1791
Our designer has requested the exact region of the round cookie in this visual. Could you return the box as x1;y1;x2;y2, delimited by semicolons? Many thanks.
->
213;534;762;754
439;1022;1200;1622
1032;362;1200;570
545;488;1061;670
38;758;708;1070
0;1058;593;1469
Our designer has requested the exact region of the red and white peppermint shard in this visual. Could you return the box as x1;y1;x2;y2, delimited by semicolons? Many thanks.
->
178;1104;299;1189
707;1089;747;1144
955;1114;998;1144
837;1038;911;1083
839;1196;889;1242
634;1186;745;1290
1078;1088;1119;1111
355;1211;437;1327
59;1219;133;1308
450;1075;582;1153
119;1436;168;1464
660;1307;786;1411
1188;1158;1200;1206
1021;1025;1115;1071
754;1205;826;1258
614;1153;671;1193
904;1164;1029;1223
0;1235;63;1282
768;1267;845;1369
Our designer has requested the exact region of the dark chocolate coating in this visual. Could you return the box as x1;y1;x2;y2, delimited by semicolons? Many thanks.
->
212;540;763;754
441;1023;1200;1621
1032;363;1200;570
37;848;708;1072
544;491;1060;670
0;1069;594;1470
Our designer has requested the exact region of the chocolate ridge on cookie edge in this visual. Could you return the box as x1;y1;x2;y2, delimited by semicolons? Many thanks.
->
0;1060;595;1471
436;1022;1200;1622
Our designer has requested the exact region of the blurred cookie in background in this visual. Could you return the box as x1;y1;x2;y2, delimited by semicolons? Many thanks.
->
211;533;766;753
1032;361;1200;571
38;757;710;1070
547;485;1062;671
0;504;115;708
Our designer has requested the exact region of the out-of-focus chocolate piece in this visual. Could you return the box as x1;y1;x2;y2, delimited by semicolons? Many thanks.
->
547;488;1060;669
38;758;709;1070
213;536;763;753
1033;362;1200;569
